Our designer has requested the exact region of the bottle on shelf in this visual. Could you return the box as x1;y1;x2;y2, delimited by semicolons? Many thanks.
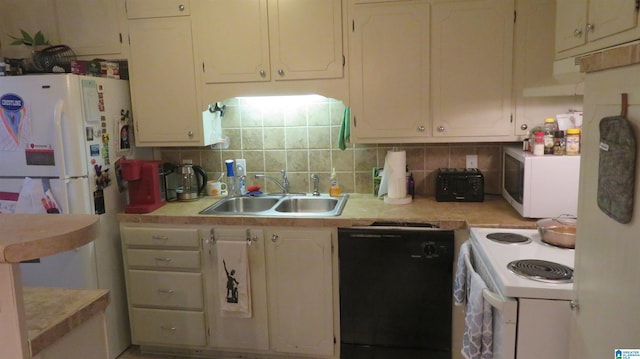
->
543;117;558;155
553;131;566;156
533;131;545;156
566;128;581;155
329;168;341;197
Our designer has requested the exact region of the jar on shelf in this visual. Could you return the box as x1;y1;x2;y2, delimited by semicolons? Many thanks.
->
543;117;558;155
566;128;580;155
533;131;545;156
553;131;565;156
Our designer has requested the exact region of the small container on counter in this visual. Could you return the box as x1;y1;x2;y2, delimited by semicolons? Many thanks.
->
543;117;558;155
553;131;565;156
533;131;545;156
566;128;581;155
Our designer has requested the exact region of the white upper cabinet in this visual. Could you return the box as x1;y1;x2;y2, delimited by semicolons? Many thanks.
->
348;2;431;142
126;0;204;146
54;0;127;57
556;0;640;58
431;0;514;138
193;0;343;84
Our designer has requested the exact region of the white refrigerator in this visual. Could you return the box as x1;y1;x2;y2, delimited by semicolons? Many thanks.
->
0;74;149;358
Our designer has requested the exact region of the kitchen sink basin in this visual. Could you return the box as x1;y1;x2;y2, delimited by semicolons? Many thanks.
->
199;194;349;217
205;196;280;213
274;197;339;213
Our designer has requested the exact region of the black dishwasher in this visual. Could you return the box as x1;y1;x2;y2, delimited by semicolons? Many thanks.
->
338;223;453;359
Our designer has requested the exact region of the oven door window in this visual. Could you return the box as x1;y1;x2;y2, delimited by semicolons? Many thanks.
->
504;154;524;204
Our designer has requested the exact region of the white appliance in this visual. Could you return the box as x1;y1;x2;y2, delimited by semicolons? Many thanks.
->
502;144;580;218
0;74;149;358
468;227;575;359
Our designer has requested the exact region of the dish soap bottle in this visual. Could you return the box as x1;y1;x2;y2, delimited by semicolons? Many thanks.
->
329;168;341;197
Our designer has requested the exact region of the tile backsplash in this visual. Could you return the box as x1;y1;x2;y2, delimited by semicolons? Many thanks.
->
157;96;508;196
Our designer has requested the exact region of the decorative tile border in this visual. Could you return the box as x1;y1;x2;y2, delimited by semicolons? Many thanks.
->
580;42;640;73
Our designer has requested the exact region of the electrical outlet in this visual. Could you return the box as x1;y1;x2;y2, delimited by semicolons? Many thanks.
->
466;155;478;169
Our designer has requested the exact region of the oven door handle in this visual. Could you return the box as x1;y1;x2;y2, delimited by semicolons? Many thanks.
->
483;288;518;324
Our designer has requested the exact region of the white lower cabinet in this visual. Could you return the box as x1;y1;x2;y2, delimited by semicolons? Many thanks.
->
265;227;335;357
121;223;337;358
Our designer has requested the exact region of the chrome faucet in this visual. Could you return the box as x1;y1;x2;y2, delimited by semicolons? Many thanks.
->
255;170;289;194
311;173;320;196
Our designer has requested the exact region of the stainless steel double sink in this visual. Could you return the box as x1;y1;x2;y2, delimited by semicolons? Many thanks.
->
199;194;349;217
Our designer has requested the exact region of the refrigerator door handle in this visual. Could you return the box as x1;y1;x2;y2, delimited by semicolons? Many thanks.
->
53;99;68;179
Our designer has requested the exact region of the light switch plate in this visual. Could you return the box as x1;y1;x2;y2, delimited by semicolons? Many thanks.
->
466;155;478;169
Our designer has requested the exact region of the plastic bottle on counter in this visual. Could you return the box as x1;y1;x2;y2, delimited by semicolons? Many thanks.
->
533;131;545;156
566;128;581;155
329;168;341;197
553;131;566;156
543;117;558;155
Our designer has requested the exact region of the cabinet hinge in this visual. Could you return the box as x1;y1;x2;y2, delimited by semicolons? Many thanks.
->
636;0;639;10
352;20;355;32
202;62;205;73
343;55;346;67
510;114;513;123
353;116;357;127
119;33;123;44
514;10;517;24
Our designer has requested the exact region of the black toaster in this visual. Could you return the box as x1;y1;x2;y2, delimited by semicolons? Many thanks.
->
436;168;484;202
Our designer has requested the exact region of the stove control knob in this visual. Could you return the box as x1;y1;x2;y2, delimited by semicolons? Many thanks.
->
570;300;579;310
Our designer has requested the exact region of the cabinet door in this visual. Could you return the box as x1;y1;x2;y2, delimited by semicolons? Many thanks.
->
431;0;514;137
205;228;269;351
587;0;638;42
54;0;125;56
555;0;587;53
268;0;343;81
126;0;190;19
349;2;430;142
193;0;270;83
265;228;334;356
128;17;201;145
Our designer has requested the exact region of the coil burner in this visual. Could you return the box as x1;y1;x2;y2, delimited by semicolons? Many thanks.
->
486;232;532;244
507;259;574;283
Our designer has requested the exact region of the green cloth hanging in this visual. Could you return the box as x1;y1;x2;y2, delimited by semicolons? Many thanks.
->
338;107;350;151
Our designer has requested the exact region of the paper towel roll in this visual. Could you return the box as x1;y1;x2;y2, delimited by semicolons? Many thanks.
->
384;150;407;199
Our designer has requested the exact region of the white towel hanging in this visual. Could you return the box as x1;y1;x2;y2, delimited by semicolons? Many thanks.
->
217;240;252;318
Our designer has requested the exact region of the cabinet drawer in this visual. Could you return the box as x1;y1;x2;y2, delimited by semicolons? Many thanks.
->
131;308;206;346
122;227;200;248
126;249;201;270
128;270;203;310
126;0;190;19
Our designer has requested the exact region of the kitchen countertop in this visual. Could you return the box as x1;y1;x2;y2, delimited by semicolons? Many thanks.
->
117;193;538;229
23;287;110;357
0;214;99;263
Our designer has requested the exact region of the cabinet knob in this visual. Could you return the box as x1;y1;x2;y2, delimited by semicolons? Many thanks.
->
573;28;583;37
417;125;425;132
277;69;285;77
188;130;194;138
570;300;579;310
437;126;445;133
259;69;266;78
178;4;185;11
585;23;595;33
520;124;528;131
271;234;279;242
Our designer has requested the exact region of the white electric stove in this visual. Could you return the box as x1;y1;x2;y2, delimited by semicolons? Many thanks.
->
469;226;574;300
467;227;575;359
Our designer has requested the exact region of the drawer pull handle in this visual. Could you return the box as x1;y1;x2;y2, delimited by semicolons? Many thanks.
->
151;235;169;241
157;289;175;294
155;257;173;262
161;325;177;331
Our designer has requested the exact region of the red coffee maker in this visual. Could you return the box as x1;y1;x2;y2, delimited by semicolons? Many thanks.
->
120;159;165;213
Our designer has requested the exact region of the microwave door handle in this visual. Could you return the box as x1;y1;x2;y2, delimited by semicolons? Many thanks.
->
483;288;518;324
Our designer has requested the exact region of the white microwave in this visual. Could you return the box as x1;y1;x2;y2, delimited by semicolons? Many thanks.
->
502;145;580;218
